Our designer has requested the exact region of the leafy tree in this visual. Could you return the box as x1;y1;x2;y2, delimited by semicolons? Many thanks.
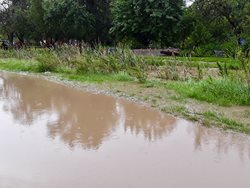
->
0;0;30;44
28;0;46;42
79;0;112;44
180;5;230;49
111;0;184;47
43;0;93;42
194;0;250;45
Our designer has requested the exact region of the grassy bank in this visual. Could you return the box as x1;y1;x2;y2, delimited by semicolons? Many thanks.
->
0;47;250;134
166;78;250;106
0;58;134;83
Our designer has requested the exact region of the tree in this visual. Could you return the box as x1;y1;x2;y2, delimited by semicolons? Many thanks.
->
111;0;184;47
0;0;30;45
43;0;93;43
179;5;230;49
78;0;112;44
28;0;46;42
194;0;250;45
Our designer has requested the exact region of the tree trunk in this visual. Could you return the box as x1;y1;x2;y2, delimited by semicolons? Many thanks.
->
9;32;14;47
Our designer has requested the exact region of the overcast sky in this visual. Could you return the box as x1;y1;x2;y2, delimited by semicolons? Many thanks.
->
186;0;194;6
0;0;194;8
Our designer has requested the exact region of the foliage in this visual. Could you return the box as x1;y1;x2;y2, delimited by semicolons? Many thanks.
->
193;0;250;44
36;51;60;72
0;0;111;44
0;46;148;82
179;0;250;56
0;0;249;51
237;48;250;87
111;0;184;47
43;0;93;41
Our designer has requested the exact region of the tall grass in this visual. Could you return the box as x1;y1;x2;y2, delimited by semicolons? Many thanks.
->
237;49;250;87
0;45;148;82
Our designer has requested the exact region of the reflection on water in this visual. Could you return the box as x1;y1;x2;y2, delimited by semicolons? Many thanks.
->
0;72;250;188
190;125;250;160
0;72;249;154
0;72;177;149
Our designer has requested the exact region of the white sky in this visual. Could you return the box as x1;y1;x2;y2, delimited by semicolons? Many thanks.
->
186;0;194;6
0;0;195;9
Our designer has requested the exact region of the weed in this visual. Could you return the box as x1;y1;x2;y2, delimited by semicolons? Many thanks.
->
113;71;134;82
36;51;60;72
143;82;155;88
166;78;250;106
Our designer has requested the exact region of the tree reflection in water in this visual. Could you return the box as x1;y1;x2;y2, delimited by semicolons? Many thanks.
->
0;72;250;158
0;73;177;149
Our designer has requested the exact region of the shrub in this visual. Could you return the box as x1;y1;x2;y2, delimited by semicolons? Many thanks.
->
36;51;60;72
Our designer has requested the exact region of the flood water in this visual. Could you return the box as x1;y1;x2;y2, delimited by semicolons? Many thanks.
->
0;72;250;188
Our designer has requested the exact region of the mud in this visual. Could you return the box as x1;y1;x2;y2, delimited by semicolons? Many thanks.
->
0;72;250;188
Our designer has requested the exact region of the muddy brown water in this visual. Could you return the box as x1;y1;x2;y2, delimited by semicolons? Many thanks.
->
0;72;250;188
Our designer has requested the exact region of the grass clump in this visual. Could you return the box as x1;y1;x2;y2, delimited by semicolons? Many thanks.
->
112;71;134;82
59;73;114;83
166;78;250;106
36;51;60;72
202;111;250;133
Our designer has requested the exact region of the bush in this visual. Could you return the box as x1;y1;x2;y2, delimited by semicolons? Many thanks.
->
36;51;60;72
0;45;149;82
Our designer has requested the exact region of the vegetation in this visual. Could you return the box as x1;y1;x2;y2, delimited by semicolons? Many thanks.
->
0;0;248;52
0;0;250;133
0;46;249;105
111;0;184;47
0;46;148;82
166;78;250;106
0;46;250;133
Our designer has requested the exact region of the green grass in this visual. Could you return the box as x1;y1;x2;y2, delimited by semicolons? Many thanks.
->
0;58;39;72
1;58;249;106
0;58;134;83
146;56;239;63
1;47;148;82
58;72;133;83
202;111;250;133
166;78;250;106
144;56;240;69
163;106;250;133
163;105;199;121
112;71;134;82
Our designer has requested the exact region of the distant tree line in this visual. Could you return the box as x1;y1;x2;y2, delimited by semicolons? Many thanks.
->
0;0;249;54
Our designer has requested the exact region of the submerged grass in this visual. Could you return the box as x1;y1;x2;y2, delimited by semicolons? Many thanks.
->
163;105;250;133
166;78;250;106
